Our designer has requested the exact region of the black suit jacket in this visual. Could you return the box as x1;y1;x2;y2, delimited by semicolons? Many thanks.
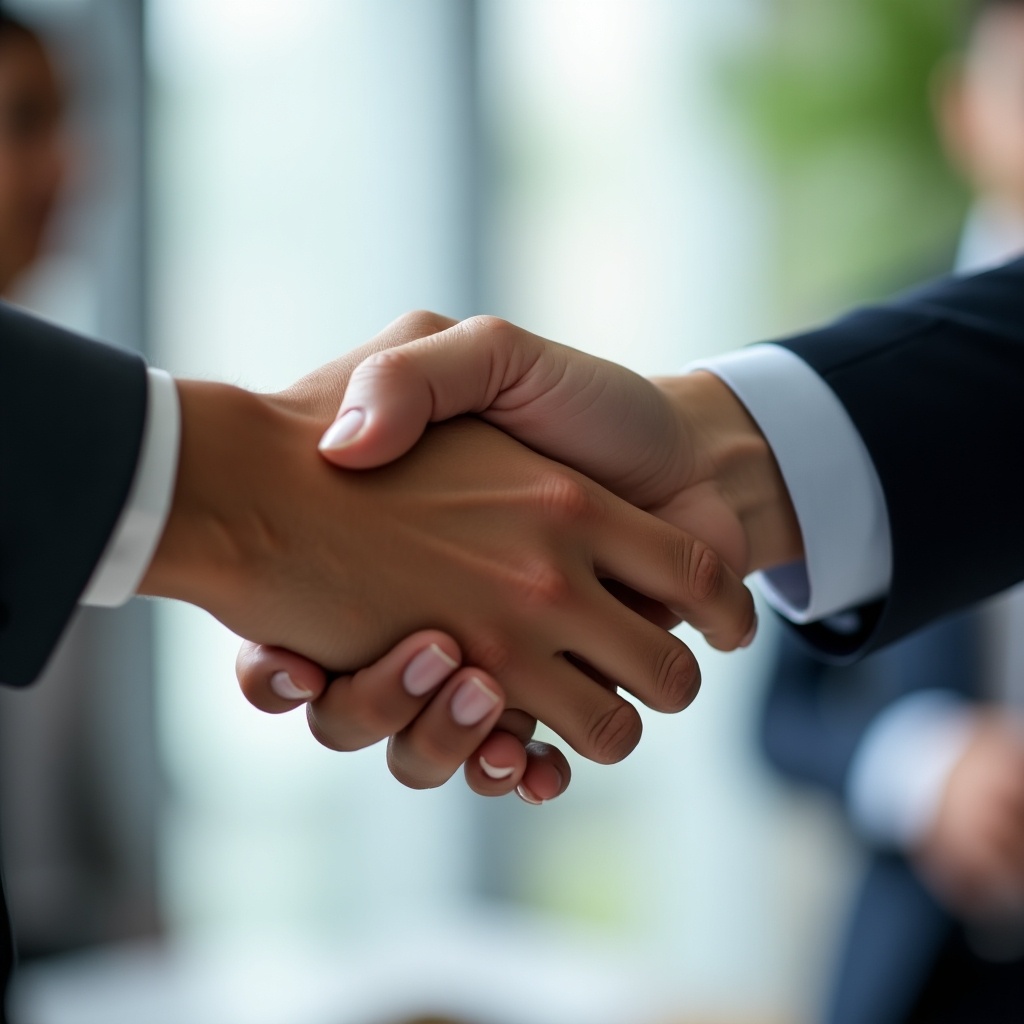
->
0;303;148;1018
776;257;1024;660
761;611;982;1024
0;302;148;688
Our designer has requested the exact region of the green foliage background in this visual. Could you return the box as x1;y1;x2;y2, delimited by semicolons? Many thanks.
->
727;0;972;328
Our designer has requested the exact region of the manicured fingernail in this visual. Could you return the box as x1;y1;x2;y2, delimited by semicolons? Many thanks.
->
450;676;500;726
270;671;314;701
318;408;365;451
739;613;759;649
403;644;459;697
516;783;543;806
479;756;515;781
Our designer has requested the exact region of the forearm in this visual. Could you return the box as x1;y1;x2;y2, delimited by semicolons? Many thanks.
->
137;380;271;609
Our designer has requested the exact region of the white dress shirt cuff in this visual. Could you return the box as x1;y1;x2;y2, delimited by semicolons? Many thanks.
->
688;344;892;623
80;368;181;607
845;691;976;849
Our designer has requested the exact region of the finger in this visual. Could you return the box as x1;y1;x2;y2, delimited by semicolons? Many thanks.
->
317;316;546;469
516;741;572;805
593;499;757;652
387;670;506;790
566;584;702;714
463;730;529;796
602;579;682;631
306;632;462;752
485;653;643;766
277;310;458;420
236;642;327;714
494;708;540;744
462;734;573;803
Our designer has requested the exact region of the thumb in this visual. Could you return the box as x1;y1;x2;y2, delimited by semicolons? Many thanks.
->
317;316;537;469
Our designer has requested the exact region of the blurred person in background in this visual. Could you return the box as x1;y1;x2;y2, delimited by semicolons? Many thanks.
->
760;2;1024;1022
0;10;62;295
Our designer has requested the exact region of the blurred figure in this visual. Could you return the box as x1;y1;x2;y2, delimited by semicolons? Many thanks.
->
0;10;63;295
0;9;161;958
760;5;1024;1023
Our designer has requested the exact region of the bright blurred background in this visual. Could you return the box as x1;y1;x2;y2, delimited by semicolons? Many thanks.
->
1;1;975;1022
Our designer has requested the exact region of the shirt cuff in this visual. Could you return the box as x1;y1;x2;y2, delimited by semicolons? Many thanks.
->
844;692;977;849
80;368;181;607
689;344;892;623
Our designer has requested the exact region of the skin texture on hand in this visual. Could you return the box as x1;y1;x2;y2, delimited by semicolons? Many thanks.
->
143;367;755;767
916;712;1024;917
318;315;802;577
235;311;795;797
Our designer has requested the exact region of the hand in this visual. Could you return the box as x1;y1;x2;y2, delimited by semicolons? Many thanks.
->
316;315;802;577
143;366;755;766
916;713;1024;917
238;312;786;795
236;635;569;801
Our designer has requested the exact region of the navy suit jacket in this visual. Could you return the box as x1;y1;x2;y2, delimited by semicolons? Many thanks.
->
775;257;1024;661
761;590;983;1024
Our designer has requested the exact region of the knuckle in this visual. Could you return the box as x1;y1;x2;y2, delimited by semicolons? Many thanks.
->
651;643;700;712
512;560;572;608
462;314;510;340
390;739;454;790
364;344;415;378
535;471;592;524
688;541;724;604
346;699;395;741
586;702;642;764
386;749;441;791
463;630;512;676
306;706;357;753
460;315;520;362
395;309;450;339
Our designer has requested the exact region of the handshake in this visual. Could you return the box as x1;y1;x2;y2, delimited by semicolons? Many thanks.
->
142;312;803;803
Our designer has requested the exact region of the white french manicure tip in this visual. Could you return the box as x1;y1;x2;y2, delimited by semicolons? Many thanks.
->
479;757;516;781
428;644;459;670
516;783;544;806
270;670;314;701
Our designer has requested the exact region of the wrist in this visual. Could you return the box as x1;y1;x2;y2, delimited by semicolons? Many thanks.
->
656;371;802;575
137;380;299;612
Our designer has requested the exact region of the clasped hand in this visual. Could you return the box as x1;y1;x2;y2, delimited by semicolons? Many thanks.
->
193;312;795;802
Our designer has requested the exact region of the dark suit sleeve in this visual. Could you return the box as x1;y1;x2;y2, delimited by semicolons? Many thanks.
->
0;302;148;687
773;257;1024;659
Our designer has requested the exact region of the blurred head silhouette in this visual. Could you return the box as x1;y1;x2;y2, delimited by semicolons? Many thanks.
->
0;11;65;295
939;0;1024;214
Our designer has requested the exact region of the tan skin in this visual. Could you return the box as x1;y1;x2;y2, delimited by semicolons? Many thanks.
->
0;27;64;294
235;313;800;800
141;324;757;773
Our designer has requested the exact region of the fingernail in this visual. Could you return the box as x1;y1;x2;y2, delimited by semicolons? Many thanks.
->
516;783;544;806
450;676;500;726
403;644;459;697
270;670;314;701
739;613;759;649
318;408;365;451
479;756;515;781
